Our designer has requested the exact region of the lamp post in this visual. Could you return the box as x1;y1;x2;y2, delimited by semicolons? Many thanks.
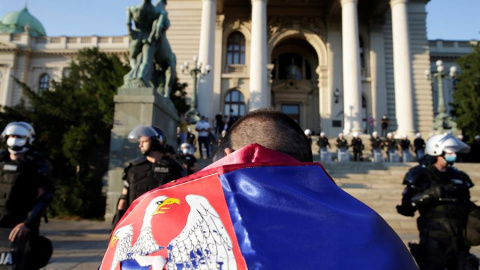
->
425;60;458;132
180;56;210;123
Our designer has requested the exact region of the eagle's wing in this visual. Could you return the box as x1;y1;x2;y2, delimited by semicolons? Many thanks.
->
167;195;237;270
111;224;133;270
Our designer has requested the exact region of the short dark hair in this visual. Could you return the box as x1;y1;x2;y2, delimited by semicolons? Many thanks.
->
213;108;313;162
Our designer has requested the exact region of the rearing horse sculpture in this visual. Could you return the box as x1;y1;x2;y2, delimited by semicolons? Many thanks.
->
149;0;177;98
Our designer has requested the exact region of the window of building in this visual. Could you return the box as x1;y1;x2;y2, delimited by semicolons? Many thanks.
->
224;90;245;117
39;73;50;91
359;37;365;69
227;32;246;65
273;53;312;80
362;95;368;133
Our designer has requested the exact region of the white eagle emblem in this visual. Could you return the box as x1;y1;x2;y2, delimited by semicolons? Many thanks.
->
109;194;237;270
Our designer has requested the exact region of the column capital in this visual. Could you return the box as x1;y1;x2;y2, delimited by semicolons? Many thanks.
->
251;0;267;3
340;0;358;7
390;0;408;7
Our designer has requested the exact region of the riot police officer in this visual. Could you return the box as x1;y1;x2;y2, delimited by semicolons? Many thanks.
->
112;125;185;229
396;133;478;269
350;132;364;162
0;122;54;269
177;143;198;175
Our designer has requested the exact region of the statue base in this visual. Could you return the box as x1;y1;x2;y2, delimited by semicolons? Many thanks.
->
105;87;179;221
432;112;458;134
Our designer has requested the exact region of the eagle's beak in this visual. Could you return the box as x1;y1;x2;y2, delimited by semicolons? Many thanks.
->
153;197;180;215
109;235;118;248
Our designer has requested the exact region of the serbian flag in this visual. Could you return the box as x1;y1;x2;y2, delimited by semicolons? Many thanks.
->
100;143;417;270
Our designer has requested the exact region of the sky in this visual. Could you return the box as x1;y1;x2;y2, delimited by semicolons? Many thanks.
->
0;0;479;40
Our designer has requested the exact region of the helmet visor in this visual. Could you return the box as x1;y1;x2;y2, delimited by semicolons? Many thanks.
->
439;134;470;154
128;125;158;142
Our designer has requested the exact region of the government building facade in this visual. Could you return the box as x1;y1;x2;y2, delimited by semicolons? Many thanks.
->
0;1;477;137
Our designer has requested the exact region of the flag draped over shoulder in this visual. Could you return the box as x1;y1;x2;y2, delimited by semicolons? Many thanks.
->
100;143;418;270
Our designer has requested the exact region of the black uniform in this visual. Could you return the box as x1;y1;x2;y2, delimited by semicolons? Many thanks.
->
336;138;348;150
384;138;398;162
123;156;185;206
317;137;330;150
397;164;478;269
350;138;364;161
0;150;54;269
177;154;197;175
414;138;426;158
371;136;383;151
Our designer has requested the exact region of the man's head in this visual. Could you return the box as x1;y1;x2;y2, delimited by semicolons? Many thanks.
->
416;133;422;139
425;133;470;167
1;121;35;154
320;132;325;138
213;108;313;162
387;132;393;139
338;133;344;139
128;125;166;156
372;131;378;138
180;143;191;155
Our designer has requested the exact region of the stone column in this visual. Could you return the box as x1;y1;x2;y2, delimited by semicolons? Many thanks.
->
391;0;415;136
341;0;363;134
249;0;269;110
198;0;216;118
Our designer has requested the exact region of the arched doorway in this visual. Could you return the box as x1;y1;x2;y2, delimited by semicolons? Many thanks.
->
270;38;319;130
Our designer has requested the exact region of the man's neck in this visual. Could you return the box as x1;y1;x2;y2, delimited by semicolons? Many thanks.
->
433;162;447;172
146;151;163;163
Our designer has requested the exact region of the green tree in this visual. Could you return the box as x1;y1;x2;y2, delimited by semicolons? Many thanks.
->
0;48;129;218
453;44;480;141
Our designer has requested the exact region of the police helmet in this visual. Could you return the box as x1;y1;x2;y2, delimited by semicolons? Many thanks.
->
425;133;470;156
128;125;166;153
416;133;422;138
304;129;312;136
372;131;378;137
1;122;35;153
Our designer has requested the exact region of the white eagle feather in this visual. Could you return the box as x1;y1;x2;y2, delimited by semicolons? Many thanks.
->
166;195;237;270
109;224;133;270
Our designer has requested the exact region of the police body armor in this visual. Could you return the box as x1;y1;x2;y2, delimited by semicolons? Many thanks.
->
124;156;183;205
0;151;53;270
0;151;44;228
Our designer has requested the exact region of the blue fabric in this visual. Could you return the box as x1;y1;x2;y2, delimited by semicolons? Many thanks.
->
219;165;417;270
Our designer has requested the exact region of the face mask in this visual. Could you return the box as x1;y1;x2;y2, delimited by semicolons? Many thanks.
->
182;149;189;154
444;154;457;163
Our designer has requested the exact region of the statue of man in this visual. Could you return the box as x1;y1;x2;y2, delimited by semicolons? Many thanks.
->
124;0;160;87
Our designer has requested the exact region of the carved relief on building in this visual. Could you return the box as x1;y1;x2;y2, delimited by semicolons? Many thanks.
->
268;16;326;41
225;18;251;36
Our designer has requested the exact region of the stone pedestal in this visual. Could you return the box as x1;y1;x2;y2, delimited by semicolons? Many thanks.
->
105;87;179;221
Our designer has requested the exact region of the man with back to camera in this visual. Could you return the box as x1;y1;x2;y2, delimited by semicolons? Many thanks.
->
111;125;185;229
397;133;478;269
0;122;54;269
100;108;417;270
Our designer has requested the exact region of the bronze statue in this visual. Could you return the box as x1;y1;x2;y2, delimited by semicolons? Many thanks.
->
123;0;176;98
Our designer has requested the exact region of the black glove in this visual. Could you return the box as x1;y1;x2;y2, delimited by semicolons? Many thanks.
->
396;204;415;217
